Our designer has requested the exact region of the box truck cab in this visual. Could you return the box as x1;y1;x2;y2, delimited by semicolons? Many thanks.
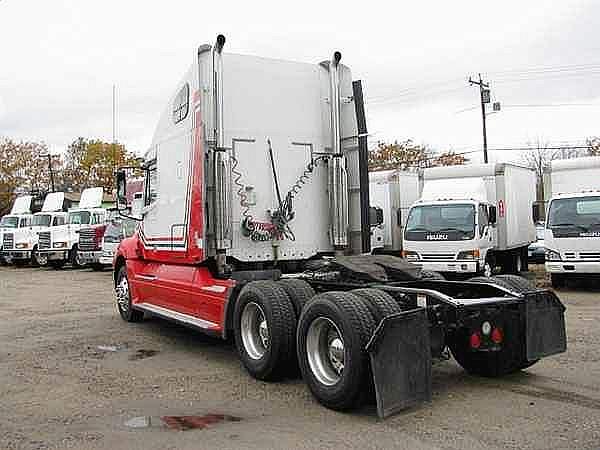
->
403;163;536;277
369;170;419;253
38;187;106;269
3;193;67;266
544;157;600;287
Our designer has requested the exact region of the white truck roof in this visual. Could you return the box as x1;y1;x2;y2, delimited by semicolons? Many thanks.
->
548;156;600;197
78;187;104;209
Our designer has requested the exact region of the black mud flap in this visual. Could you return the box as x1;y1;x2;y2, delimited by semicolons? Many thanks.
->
365;308;432;419
524;290;567;361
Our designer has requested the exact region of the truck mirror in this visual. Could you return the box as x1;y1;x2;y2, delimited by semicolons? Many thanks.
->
489;205;497;224
116;170;127;208
369;206;384;227
131;192;143;219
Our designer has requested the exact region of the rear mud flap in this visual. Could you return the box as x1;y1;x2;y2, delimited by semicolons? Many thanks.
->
524;290;567;361
365;308;432;419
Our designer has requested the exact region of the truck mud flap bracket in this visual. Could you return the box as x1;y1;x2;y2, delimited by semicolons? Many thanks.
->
365;308;432;419
524;290;567;361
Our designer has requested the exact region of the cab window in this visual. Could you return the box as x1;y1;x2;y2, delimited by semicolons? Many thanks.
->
172;83;189;124
19;217;29;227
53;216;65;226
144;160;158;207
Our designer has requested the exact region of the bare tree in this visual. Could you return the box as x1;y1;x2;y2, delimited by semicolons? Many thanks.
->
587;136;600;156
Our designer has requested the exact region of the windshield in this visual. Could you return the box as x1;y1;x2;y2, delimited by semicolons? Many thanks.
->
69;211;91;225
32;214;52;227
0;216;19;228
547;196;600;237
405;204;476;241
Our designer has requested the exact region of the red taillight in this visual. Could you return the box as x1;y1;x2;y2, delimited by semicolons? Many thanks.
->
491;327;503;344
469;332;481;349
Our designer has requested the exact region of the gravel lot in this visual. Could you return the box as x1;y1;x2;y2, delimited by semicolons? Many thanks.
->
1;265;599;450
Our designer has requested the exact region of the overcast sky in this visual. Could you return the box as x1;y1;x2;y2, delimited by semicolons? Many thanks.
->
1;0;599;164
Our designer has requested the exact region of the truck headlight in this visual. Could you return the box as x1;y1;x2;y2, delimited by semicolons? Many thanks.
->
15;243;29;249
53;242;67;248
457;249;480;260
545;249;561;261
401;250;419;261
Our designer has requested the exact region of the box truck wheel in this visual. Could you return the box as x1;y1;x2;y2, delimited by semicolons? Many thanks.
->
33;246;47;267
551;274;566;289
115;266;144;322
70;246;84;268
234;281;296;381
351;288;402;322
297;292;376;411
277;279;315;317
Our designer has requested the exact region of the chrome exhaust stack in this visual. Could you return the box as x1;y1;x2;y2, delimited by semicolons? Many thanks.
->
212;34;231;274
327;51;349;253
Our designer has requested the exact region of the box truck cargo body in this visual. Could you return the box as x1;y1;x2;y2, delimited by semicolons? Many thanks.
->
369;170;419;252
544;156;600;287
403;163;536;276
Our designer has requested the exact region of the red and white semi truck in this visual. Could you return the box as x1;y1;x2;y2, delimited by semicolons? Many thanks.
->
113;35;567;417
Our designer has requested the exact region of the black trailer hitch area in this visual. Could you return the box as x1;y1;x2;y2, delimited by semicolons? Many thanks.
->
365;307;432;419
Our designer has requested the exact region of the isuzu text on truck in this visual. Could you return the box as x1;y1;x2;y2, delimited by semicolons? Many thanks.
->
38;187;106;269
402;164;536;277
2;192;67;266
544;156;600;287
113;35;566;418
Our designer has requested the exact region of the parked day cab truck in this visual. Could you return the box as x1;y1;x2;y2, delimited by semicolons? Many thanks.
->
369;170;420;253
544;156;600;287
38;187;106;269
402;163;536;277
112;35;565;418
1;196;34;265
2;192;67;266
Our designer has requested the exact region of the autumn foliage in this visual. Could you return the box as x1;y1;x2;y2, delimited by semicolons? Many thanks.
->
368;140;468;171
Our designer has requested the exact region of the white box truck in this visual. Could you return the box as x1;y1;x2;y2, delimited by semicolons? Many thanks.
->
402;163;536;276
544;156;600;287
369;170;420;252
1;196;34;266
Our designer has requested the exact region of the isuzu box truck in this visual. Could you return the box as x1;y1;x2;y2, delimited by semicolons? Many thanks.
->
402;163;536;277
544;156;600;287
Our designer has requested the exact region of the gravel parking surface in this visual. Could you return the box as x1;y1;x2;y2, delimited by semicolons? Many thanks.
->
1;265;599;450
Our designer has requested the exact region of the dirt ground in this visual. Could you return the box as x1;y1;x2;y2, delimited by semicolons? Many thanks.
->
1;265;599;450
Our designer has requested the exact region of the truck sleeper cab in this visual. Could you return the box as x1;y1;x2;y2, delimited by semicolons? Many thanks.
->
113;36;566;418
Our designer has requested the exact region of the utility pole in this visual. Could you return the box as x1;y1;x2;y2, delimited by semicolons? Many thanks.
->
112;84;117;174
468;74;490;163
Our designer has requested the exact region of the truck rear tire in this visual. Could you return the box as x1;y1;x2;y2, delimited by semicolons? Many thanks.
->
297;292;376;411
420;270;445;281
233;281;296;381
115;266;144;322
468;276;518;293
277;278;315;317
494;274;535;292
351;288;402;323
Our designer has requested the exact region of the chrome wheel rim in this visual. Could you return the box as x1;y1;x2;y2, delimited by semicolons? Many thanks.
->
35;251;47;266
306;317;345;386
115;276;130;313
241;302;269;360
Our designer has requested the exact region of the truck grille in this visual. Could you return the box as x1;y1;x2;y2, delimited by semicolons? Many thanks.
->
3;233;14;250
38;231;51;250
420;253;455;261
78;228;98;251
579;252;600;260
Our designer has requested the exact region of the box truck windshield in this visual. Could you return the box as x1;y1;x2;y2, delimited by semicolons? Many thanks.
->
32;214;52;227
405;204;476;240
547;196;600;236
1;216;19;228
69;211;91;225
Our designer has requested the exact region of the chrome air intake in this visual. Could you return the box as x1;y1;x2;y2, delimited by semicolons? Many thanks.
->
212;34;232;255
327;51;349;251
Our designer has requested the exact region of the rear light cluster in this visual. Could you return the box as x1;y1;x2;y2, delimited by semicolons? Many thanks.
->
469;321;503;349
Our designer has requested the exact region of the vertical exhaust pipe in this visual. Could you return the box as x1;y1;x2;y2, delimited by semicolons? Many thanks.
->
212;34;231;275
327;51;349;253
